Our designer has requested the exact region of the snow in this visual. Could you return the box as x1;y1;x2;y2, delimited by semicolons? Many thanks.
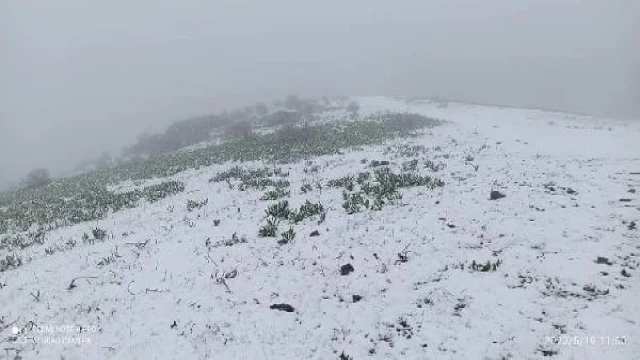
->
1;97;639;359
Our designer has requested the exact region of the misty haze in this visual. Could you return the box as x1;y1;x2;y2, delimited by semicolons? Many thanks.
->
0;1;638;359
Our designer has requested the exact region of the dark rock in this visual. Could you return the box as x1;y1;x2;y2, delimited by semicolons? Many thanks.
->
270;303;295;312
340;263;355;276
621;269;631;278
489;190;506;200
628;221;637;230
171;321;177;329
595;256;613;265
310;230;320;237
620;199;632;202
370;160;390;167
352;295;362;303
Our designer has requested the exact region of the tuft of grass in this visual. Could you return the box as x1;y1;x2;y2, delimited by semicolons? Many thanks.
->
187;198;208;212
300;182;313;193
261;188;290;201
265;200;291;220
211;167;290;191
335;168;444;213
289;200;325;223
213;232;248;247
259;217;280;237
97;248;120;266
92;228;108;241
0;254;23;272
470;259;502;272
278;227;296;245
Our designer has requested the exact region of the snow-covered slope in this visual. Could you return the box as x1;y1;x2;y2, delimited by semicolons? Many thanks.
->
1;97;638;359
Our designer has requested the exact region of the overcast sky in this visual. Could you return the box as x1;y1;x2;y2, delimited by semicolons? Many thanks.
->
1;0;638;186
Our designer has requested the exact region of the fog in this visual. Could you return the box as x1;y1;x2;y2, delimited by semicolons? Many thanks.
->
1;0;638;187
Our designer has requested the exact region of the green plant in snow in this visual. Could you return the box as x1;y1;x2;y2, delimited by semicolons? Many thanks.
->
335;168;444;214
300;182;313;193
356;172;371;185
0;113;441;237
0;180;185;236
424;159;446;172
97;248;120;266
265;200;291;220
187;198;209;212
289;200;325;223
258;217;280;237
214;232;248;247
260;188;290;201
327;176;355;190
92;228;108;241
278;227;296;245
0;254;22;272
402;159;419;171
342;191;368;214
211;167;290;191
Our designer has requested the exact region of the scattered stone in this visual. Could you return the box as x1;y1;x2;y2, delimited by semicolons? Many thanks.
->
621;269;631;278
310;230;320;237
352;295;362;303
490;190;506;200
628;221;637;230
540;349;559;357
595;256;613;265
270;303;295;312
340;263;355;276
370;160;390;167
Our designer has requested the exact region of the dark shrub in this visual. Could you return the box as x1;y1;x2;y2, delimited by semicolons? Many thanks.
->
23;168;52;189
224;121;253;139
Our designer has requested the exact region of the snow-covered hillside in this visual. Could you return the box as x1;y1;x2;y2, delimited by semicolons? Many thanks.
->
1;97;638;359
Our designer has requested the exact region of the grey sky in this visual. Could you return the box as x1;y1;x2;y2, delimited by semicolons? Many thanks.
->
1;0;638;186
